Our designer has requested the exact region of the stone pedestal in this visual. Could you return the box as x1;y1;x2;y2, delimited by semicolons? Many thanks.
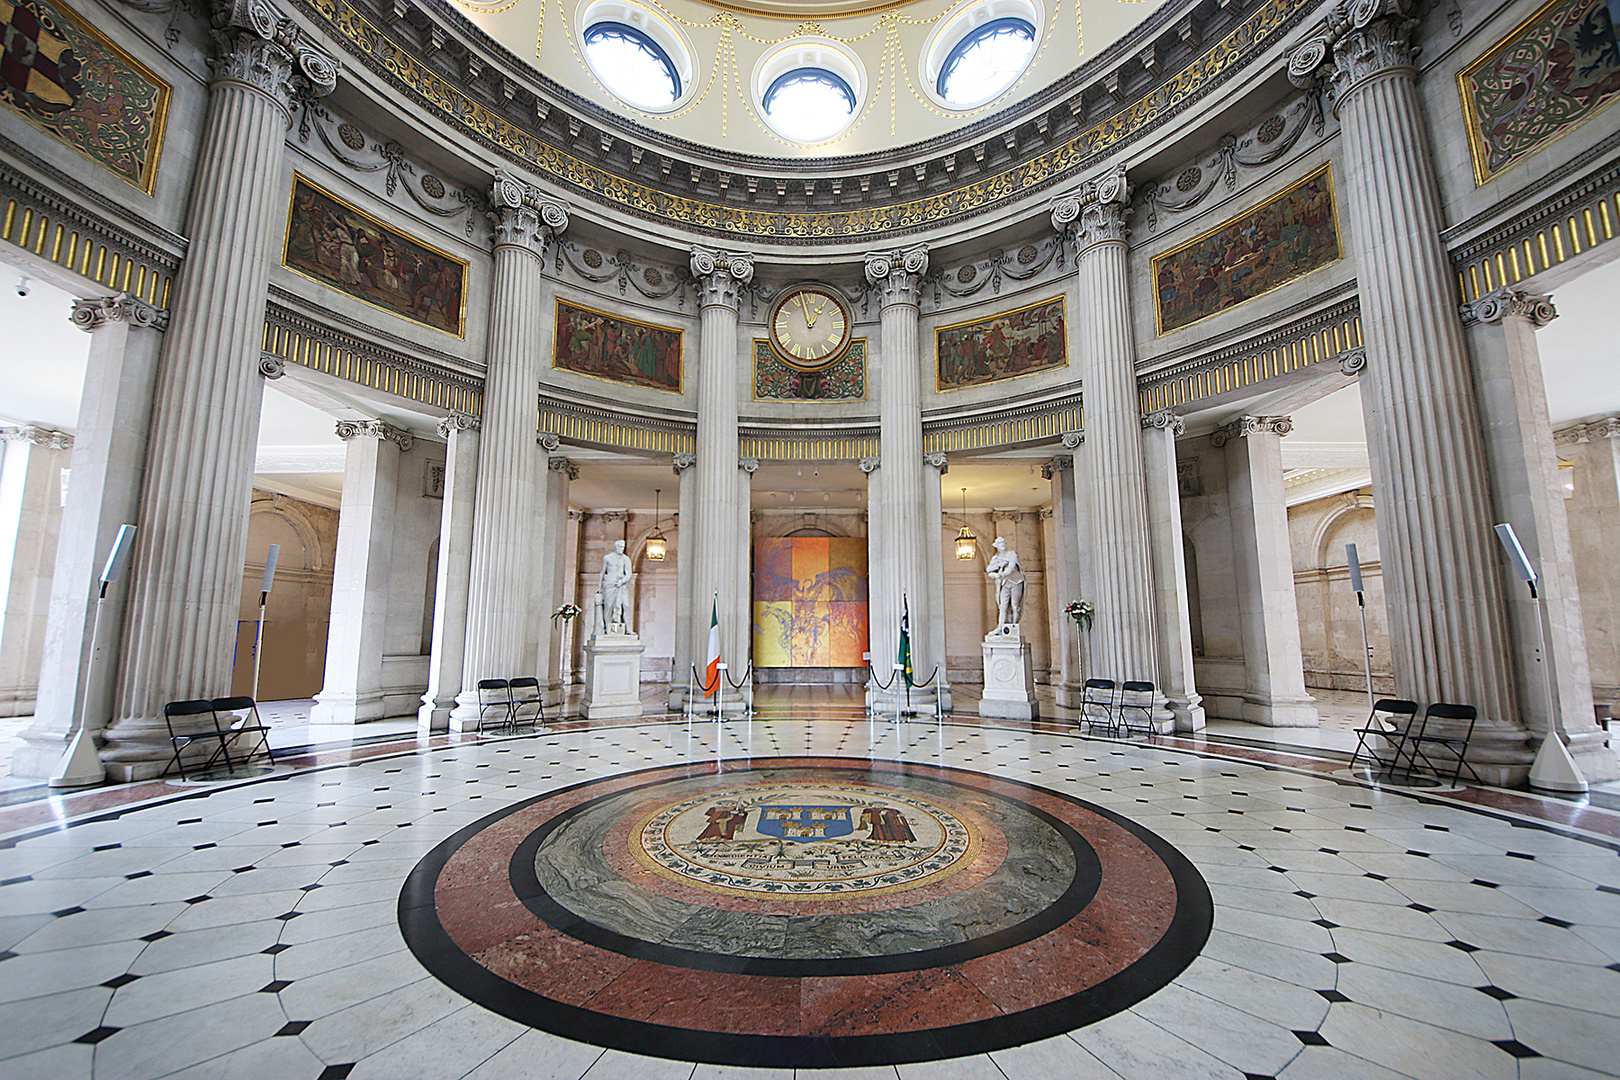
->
582;633;645;720
978;629;1038;721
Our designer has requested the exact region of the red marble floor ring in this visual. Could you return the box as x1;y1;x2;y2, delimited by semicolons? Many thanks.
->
399;758;1212;1068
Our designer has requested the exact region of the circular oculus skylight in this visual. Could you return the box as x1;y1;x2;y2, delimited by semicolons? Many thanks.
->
922;0;1041;111
579;2;694;113
753;39;866;145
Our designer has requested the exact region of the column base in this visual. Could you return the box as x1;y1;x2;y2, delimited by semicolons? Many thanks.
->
309;691;387;726
12;731;72;779
1561;729;1619;782
417;696;451;735
867;684;942;717
1239;696;1319;727
1169;696;1207;733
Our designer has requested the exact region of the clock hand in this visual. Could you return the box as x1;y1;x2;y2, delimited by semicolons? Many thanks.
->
806;297;826;328
797;294;812;325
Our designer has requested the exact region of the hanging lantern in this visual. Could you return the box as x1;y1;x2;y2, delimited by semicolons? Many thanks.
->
955;487;977;561
646;488;668;561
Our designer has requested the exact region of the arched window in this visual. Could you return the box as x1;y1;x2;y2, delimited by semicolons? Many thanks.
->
762;68;857;143
936;17;1035;107
583;21;681;110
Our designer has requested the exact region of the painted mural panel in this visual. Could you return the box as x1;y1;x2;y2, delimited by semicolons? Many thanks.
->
1460;0;1620;185
752;537;868;668
555;298;683;393
0;0;169;193
1151;165;1340;335
284;175;468;336
935;297;1066;392
753;338;866;401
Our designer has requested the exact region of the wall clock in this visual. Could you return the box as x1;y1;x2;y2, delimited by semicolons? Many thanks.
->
768;283;853;370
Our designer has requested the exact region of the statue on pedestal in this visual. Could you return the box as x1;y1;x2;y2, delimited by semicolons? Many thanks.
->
985;536;1025;633
597;539;632;634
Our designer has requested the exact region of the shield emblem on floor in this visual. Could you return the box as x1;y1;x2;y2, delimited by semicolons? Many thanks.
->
755;805;853;844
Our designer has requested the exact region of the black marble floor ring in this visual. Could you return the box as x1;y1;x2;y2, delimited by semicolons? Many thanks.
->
399;758;1213;1068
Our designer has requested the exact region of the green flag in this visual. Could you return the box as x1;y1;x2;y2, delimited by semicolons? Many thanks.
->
898;594;913;688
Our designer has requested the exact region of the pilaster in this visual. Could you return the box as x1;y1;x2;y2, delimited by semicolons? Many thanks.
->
99;6;338;779
1468;291;1615;779
418;414;479;734
541;452;577;707
1215;416;1316;727
923;451;951;707
668;452;697;708
0;427;72;723
311;420;411;725
1289;0;1527;781
1140;410;1205;731
1043;453;1083;708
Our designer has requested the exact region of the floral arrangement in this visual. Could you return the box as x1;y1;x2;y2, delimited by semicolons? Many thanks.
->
1064;600;1094;631
551;603;582;625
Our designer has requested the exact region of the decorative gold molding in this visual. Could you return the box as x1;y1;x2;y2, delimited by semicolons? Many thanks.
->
298;0;1314;240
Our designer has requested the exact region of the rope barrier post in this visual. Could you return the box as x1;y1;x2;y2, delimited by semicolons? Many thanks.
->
716;662;728;726
892;662;905;724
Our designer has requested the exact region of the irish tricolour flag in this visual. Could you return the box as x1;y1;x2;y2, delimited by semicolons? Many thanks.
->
704;594;721;697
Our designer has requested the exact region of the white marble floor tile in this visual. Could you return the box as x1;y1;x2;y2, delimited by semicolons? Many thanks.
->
343;1003;529;1080
296;976;469;1064
988;1033;1122;1080
1275;1045;1419;1080
92;992;289;1080
1504;998;1620;1074
1332;959;1514;1039
1131;982;1306;1075
1070;1009;1245;1080
0;938;142;1004
155;1033;327;1080
581;1048;701;1080
1317;1001;1517;1080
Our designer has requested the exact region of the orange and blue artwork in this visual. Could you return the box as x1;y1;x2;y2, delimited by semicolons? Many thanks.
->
753;537;868;668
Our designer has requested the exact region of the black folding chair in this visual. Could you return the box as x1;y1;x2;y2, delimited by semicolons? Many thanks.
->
1081;678;1121;735
475;678;513;733
162;699;234;780
1408;702;1482;786
508;677;544;731
211;696;276;768
1349;698;1422;778
1118;681;1159;736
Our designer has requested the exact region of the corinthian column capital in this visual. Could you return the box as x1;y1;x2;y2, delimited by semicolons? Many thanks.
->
1050;167;1132;252
487;172;569;257
1286;0;1416;112
689;247;755;310
1472;287;1557;329
70;293;169;333
863;245;929;306
209;0;338;116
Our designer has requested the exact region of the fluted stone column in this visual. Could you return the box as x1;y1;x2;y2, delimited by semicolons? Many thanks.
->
688;248;753;705
865;246;936;709
541;450;576;707
1468;290;1615;779
14;297;168;776
450;175;568;726
312;421;410;725
923;452;951;708
1217;415;1316;727
1139;411;1205;732
1043;454;1082;708
418;415;479;734
1289;0;1526;780
1051;172;1169;727
98;3;337;779
667;452;696;708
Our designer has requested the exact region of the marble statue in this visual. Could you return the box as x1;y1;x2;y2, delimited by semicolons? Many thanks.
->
598;539;632;633
985;536;1026;630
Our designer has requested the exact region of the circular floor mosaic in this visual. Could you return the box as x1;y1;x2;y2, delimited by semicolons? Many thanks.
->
399;758;1212;1068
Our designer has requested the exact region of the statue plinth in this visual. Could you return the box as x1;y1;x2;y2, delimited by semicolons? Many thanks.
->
582;631;645;720
978;626;1037;721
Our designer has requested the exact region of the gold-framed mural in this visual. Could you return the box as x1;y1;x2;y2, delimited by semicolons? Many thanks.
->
934;296;1067;392
1459;0;1620;186
753;338;866;401
0;0;169;194
554;298;683;394
283;174;468;337
1151;164;1341;336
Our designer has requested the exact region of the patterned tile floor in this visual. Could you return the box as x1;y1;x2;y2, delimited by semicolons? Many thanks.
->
2;704;1620;1079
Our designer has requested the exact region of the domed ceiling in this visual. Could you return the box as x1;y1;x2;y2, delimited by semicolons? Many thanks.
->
447;0;1160;157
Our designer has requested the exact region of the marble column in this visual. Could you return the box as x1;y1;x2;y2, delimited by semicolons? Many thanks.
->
15;297;168;775
98;4;337;779
1050;172;1169;727
0;427;71;719
1043;453;1082;708
312;421;410;725
1468;290;1615;779
1217;416;1316;727
1139;412;1204;731
541;450;576;708
450;175;569;726
688;248;753;699
923;452;952;708
864;245;936;708
667;452;696;708
418;414;479;734
1289;0;1526;780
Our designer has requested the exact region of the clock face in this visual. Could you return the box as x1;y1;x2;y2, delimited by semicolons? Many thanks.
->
770;285;851;370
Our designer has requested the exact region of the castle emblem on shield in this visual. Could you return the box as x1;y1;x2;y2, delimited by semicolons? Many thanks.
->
756;805;854;843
